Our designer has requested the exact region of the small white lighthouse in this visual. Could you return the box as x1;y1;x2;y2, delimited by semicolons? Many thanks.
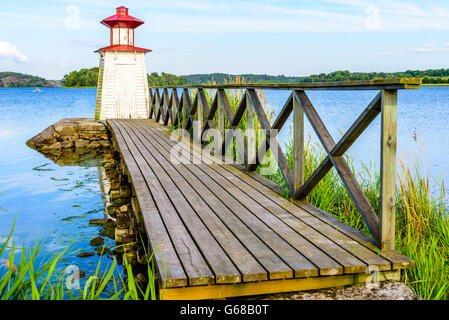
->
95;6;152;120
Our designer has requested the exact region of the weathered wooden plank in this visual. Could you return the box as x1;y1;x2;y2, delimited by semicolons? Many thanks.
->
164;128;389;274
112;120;215;286
142;120;344;277
134;121;299;280
107;120;188;288
210;167;372;274
120;121;243;284
298;202;414;270
225;168;413;270
162;270;401;300
150;121;405;271
294;90;380;244
140;120;321;278
380;90;398;250
127;121;269;281
128;121;292;282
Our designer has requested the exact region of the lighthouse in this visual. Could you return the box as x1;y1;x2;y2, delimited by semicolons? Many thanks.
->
95;6;152;120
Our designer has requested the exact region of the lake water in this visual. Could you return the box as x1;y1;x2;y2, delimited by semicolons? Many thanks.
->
0;86;448;286
0;88;117;292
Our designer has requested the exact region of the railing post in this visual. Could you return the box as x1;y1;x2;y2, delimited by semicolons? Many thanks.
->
217;91;225;156
148;88;154;119
246;90;256;168
182;89;189;129
293;90;305;196
195;90;204;145
379;89;398;250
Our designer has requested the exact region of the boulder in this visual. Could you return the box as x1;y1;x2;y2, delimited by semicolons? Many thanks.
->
77;119;106;133
75;139;90;149
87;141;101;150
89;236;105;247
61;141;74;149
27;125;56;148
99;140;111;148
95;247;111;256
116;213;130;229
54;121;78;136
76;252;95;258
42;142;62;151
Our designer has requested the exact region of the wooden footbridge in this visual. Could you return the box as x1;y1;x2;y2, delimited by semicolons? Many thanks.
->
106;79;420;300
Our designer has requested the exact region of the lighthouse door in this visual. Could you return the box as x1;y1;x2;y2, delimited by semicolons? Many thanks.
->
114;64;137;118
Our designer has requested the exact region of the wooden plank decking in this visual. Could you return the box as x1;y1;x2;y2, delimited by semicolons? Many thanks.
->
107;118;413;300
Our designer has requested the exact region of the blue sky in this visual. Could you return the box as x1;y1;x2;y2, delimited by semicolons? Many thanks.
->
1;0;449;79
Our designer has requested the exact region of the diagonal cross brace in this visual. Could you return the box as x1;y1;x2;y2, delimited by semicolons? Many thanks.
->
216;89;248;164
154;89;163;123
295;92;382;199
247;93;293;172
184;89;197;131
293;90;380;243
246;89;294;194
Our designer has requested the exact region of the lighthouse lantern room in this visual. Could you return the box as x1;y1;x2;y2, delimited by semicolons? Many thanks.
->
95;6;152;120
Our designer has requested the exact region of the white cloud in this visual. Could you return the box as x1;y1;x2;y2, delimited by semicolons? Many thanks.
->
0;41;28;63
66;5;81;30
412;43;449;54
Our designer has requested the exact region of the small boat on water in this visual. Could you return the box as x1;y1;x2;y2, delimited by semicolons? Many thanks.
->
33;88;41;93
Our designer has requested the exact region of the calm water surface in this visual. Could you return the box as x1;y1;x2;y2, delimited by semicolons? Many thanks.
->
265;87;449;201
0;86;448;280
0;88;118;289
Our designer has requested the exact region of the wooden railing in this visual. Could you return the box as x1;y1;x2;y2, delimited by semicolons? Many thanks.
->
147;79;421;251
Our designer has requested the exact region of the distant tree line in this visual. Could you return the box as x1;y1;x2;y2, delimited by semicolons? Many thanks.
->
181;69;449;85
182;73;306;84
62;69;187;87
147;72;187;86
3;68;449;88
0;72;54;87
298;69;449;84
62;68;99;87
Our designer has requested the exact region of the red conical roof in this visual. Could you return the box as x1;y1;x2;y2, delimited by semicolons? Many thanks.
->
101;6;145;29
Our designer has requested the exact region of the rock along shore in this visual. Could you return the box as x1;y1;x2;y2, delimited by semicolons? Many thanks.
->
26;118;111;153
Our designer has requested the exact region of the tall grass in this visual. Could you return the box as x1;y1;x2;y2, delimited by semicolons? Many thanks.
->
0;218;160;300
199;82;449;300
268;137;449;300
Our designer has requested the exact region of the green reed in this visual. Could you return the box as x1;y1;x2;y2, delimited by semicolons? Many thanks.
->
0;218;161;300
159;83;449;300
268;138;449;300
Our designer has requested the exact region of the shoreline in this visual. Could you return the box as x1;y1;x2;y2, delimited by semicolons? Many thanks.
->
1;84;449;89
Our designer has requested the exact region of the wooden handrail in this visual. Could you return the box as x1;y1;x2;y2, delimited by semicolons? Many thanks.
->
149;78;421;90
147;81;416;251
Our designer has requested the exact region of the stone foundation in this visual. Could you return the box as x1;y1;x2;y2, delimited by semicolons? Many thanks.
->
99;144;151;288
26;118;111;162
27;118;151;291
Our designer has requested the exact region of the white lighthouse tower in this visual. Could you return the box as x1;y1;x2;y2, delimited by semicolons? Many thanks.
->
95;6;152;120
